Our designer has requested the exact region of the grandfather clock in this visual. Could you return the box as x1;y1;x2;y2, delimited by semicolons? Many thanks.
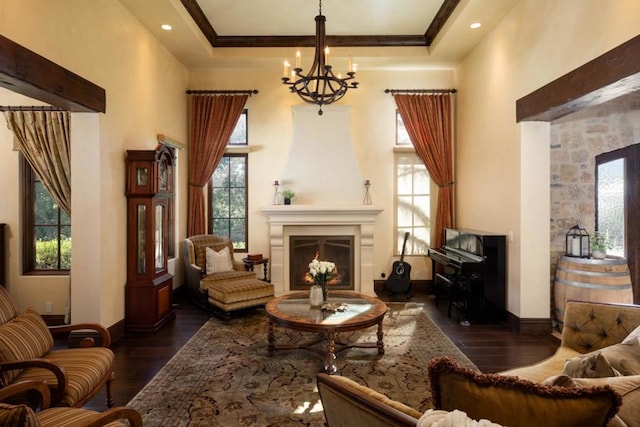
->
125;144;176;333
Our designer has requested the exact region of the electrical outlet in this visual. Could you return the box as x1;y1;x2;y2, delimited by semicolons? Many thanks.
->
46;302;53;313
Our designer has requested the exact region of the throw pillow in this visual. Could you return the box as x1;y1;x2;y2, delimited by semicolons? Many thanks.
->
622;324;640;345
205;246;234;274
562;352;622;378
428;356;622;427
563;340;640;377
0;309;54;386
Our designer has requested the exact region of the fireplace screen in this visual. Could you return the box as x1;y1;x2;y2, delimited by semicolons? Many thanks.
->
289;235;354;291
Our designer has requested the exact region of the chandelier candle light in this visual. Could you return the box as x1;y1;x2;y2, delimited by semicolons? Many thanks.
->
281;0;359;116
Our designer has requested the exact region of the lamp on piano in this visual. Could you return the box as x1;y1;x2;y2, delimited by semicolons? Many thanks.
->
565;223;589;258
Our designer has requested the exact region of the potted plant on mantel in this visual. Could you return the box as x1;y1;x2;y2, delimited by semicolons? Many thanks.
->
281;189;295;205
591;231;611;259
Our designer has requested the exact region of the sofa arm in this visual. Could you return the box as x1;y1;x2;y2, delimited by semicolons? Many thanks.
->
0;379;51;409
317;373;420;426
0;358;68;402
49;323;111;348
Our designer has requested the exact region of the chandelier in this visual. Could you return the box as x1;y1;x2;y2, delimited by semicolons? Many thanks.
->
281;0;359;115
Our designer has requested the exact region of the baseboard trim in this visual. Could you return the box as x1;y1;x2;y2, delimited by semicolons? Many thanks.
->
505;311;553;335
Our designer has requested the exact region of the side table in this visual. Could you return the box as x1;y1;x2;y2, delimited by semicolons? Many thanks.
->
242;257;269;282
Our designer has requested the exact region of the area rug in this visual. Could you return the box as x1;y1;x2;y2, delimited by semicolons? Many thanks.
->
127;302;476;426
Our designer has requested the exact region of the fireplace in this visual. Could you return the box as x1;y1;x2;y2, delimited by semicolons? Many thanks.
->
260;205;383;296
289;235;354;291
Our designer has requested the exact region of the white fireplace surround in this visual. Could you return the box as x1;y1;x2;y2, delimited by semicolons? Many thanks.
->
260;205;383;296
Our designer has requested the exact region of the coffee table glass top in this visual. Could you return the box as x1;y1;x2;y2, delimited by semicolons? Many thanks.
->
267;291;387;327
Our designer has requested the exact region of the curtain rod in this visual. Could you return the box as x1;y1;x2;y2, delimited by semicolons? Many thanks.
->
186;89;259;96
384;89;457;94
0;106;66;112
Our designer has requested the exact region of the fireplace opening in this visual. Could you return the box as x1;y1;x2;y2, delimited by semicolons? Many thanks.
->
289;235;354;291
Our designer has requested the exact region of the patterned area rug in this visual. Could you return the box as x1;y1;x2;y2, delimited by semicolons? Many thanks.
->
128;302;476;426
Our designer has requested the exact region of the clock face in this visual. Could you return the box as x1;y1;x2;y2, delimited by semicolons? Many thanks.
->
159;160;167;190
136;167;149;186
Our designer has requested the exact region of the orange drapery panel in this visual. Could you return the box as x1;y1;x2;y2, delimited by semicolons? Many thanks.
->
393;94;454;249
187;94;248;236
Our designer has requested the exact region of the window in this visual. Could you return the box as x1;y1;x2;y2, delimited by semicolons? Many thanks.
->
595;144;640;300
395;154;430;255
396;110;412;145
208;110;248;251
22;157;71;273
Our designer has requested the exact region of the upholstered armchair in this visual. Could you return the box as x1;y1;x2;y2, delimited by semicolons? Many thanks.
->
0;286;115;408
0;380;142;426
182;235;274;317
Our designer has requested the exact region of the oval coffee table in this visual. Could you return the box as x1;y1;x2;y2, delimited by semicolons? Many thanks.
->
265;291;388;374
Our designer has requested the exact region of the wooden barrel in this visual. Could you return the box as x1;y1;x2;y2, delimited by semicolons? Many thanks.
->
554;256;634;328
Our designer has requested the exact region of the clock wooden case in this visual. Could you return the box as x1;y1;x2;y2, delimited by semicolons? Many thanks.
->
124;144;176;332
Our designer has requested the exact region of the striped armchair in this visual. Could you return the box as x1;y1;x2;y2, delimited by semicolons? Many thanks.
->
183;235;274;317
0;285;115;408
0;380;141;426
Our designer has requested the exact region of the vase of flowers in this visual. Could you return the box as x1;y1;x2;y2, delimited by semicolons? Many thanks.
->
306;256;337;304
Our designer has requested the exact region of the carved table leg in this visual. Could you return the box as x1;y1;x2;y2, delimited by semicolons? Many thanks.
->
324;332;338;374
376;319;385;355
268;320;275;356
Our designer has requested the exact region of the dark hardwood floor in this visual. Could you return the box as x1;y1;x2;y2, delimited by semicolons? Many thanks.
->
85;287;560;411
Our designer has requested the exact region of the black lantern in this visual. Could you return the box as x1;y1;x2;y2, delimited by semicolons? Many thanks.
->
565;223;589;258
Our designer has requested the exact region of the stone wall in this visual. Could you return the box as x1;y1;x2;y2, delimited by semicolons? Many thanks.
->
550;92;640;278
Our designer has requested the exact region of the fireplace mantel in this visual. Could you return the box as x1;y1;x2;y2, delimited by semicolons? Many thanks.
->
261;205;383;224
260;205;383;296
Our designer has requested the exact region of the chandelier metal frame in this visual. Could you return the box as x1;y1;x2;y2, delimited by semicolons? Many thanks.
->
281;0;359;115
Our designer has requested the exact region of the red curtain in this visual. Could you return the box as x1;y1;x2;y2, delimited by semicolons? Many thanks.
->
394;94;454;249
187;94;248;236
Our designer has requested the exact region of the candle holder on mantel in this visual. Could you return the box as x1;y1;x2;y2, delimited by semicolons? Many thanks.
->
272;180;282;205
363;179;372;205
565;223;589;258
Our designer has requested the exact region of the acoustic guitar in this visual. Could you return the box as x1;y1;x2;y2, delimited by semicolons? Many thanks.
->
386;232;412;296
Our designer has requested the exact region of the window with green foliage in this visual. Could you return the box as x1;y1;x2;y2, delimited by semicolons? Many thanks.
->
208;110;248;251
22;157;71;273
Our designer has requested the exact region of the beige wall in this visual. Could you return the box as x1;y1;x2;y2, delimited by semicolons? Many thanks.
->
456;0;640;318
0;0;189;325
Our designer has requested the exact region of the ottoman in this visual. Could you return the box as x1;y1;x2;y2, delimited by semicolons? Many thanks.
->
207;279;275;318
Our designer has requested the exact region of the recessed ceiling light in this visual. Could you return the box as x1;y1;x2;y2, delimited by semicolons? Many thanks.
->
161;24;172;31
470;22;481;29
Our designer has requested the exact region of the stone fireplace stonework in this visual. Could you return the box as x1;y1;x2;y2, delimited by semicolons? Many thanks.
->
260;205;383;296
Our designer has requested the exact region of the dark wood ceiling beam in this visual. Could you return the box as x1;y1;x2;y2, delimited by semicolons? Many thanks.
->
516;34;640;122
424;0;461;45
213;35;428;48
180;0;218;47
182;0;463;49
0;35;105;113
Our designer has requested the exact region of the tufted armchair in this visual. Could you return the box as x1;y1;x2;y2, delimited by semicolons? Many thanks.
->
182;235;274;317
0;380;142;426
0;285;115;408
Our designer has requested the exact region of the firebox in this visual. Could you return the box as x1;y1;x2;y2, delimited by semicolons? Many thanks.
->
289;235;354;291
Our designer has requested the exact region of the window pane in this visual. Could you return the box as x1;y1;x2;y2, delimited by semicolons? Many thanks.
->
34;181;57;225
597;158;625;256
229;157;246;186
396;111;411;145
212;158;230;186
229;110;247;145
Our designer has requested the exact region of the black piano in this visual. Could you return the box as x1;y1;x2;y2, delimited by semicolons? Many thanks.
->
428;228;506;323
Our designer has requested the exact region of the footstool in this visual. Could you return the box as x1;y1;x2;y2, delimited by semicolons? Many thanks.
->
207;279;275;319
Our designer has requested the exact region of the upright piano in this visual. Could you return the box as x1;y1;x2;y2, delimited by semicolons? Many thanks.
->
428;228;506;322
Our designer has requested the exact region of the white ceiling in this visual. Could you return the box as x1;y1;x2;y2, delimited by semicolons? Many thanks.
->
119;0;520;70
